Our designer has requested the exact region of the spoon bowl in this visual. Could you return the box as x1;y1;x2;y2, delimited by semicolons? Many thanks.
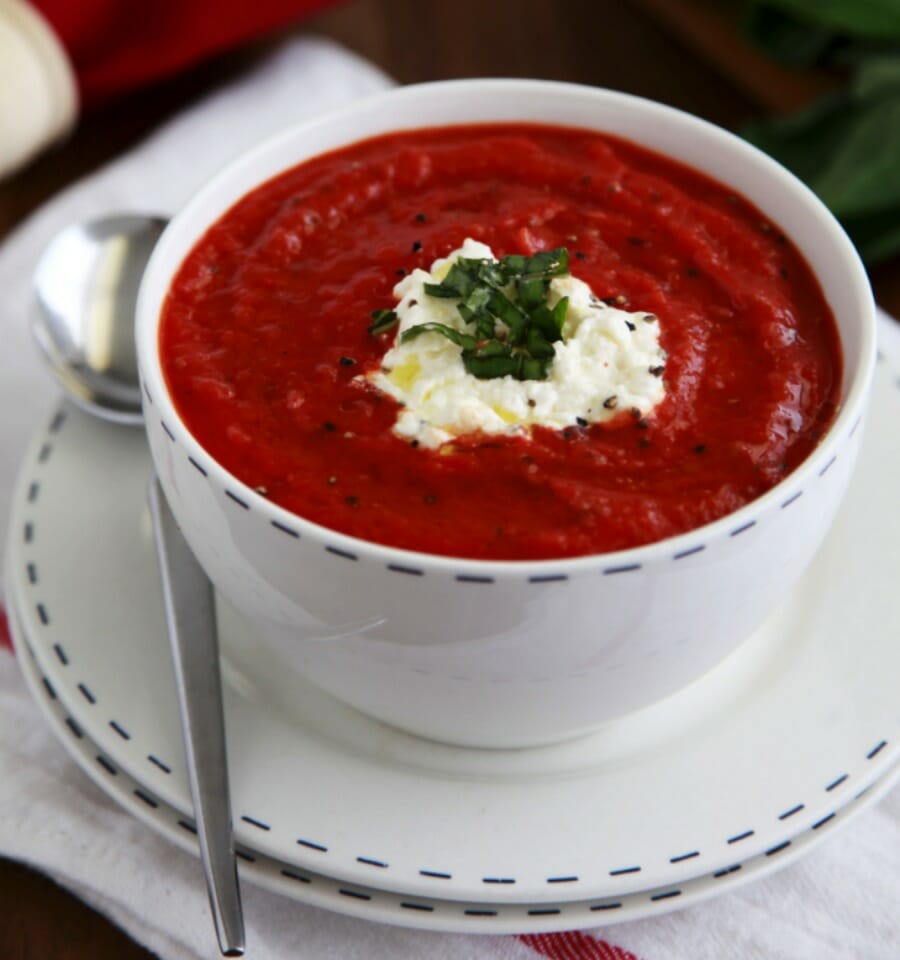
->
32;214;167;424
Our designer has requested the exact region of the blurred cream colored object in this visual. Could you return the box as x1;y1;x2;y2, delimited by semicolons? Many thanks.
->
0;0;76;179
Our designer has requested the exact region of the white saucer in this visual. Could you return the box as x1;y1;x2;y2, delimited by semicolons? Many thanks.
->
5;319;900;911
10;596;899;934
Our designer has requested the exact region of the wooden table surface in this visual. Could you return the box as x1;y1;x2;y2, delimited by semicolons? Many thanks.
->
1;2;896;957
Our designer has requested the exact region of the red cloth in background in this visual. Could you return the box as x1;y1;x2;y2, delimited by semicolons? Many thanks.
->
31;0;343;108
0;606;11;653
520;933;643;960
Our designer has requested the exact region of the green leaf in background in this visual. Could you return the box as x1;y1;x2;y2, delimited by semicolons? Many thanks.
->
746;7;837;67
747;1;900;69
742;0;900;262
754;0;900;39
854;54;900;92
745;61;900;214
841;203;900;261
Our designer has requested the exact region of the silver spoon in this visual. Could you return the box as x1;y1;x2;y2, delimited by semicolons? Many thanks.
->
32;215;165;425
32;215;246;957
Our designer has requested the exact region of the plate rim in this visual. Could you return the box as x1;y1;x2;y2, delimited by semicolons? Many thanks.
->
10;595;899;935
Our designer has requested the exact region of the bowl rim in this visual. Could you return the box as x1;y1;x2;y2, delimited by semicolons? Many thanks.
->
136;77;877;576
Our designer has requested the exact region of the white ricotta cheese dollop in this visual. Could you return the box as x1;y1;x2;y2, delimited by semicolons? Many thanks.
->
367;239;667;448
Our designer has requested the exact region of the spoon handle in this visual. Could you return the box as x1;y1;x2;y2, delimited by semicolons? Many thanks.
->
148;476;245;957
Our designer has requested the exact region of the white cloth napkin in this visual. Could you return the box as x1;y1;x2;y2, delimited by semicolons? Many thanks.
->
1;35;899;960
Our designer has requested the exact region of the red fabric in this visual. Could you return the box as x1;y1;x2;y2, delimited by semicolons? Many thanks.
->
0;605;11;653
30;0;344;108
519;932;642;960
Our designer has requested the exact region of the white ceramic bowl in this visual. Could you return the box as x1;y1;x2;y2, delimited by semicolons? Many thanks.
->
136;80;876;748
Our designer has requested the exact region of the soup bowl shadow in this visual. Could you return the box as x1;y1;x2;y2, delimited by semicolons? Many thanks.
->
136;80;876;749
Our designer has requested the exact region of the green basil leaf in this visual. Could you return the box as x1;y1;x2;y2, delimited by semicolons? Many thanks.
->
499;248;570;279
424;262;477;298
529;303;565;343
401;322;477;351
476;314;498;340
517;275;549;310
462;354;520;379
471;339;512;359
461;285;493;315
456;302;489;339
488;289;529;343
473;259;508;289
423;282;456;298
525;327;556;360
517;356;552;380
551;296;569;337
368;309;399;334
523;247;570;277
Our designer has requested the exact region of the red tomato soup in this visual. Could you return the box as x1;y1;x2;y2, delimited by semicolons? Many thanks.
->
160;123;842;560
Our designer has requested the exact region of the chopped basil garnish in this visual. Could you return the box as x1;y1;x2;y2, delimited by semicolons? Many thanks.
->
401;322;477;351
401;248;571;381
368;308;399;335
